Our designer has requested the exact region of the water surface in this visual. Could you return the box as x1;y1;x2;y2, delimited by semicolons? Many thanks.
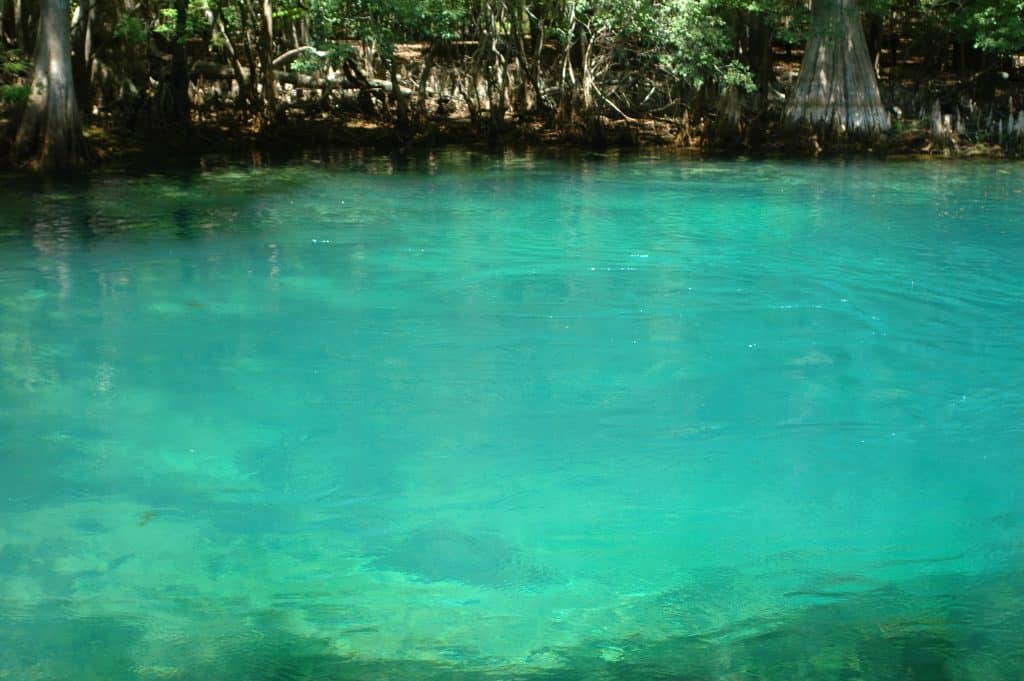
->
1;153;1022;679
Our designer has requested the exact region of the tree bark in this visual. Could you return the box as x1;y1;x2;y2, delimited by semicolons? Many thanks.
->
389;58;409;131
70;0;92;114
12;0;89;170
785;0;889;139
258;0;276;125
12;0;28;53
741;10;775;98
170;0;190;126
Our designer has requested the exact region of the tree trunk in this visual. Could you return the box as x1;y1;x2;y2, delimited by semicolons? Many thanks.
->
258;0;276;125
170;0;190;126
12;0;27;53
214;10;251;110
389;58;409;131
742;10;775;98
785;0;889;139
12;0;89;170
70;0;92;114
415;44;435;122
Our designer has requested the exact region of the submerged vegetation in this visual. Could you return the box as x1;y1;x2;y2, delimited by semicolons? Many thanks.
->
1;0;1024;167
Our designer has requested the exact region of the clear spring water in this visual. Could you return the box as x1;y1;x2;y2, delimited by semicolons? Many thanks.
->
0;152;1022;680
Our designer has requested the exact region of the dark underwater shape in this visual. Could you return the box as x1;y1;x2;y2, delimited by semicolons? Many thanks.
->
372;525;552;588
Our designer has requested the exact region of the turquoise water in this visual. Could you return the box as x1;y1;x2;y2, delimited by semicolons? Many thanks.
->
1;152;1022;680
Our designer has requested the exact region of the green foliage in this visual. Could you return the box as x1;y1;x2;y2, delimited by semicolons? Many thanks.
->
113;15;150;45
2;53;30;78
3;0;1017;136
0;84;31;103
0;48;31;104
969;0;1024;55
642;0;763;92
289;45;352;72
905;0;1024;59
154;8;180;35
657;0;733;89
722;60;756;93
337;0;466;59
760;0;808;48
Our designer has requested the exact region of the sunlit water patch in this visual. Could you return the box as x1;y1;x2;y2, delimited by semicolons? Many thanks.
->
1;152;1023;680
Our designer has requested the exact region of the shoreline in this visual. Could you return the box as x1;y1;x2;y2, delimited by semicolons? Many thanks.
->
2;113;1020;174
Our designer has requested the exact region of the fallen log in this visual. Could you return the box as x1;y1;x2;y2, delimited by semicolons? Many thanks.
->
191;60;413;96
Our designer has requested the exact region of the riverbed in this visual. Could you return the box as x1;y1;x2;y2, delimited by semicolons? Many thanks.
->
1;152;1022;679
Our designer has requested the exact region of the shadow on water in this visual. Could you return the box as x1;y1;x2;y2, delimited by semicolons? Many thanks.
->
2;564;1018;681
0;613;145;681
534;578;1007;681
577;612;960;681
0;145;687;241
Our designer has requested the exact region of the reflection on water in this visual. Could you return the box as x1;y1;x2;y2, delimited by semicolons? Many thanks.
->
0;152;1022;679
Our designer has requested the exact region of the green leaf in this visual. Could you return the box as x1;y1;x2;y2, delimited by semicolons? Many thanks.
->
0;83;30;102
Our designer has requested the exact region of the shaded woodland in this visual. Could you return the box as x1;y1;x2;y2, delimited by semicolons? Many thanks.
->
2;0;1024;168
